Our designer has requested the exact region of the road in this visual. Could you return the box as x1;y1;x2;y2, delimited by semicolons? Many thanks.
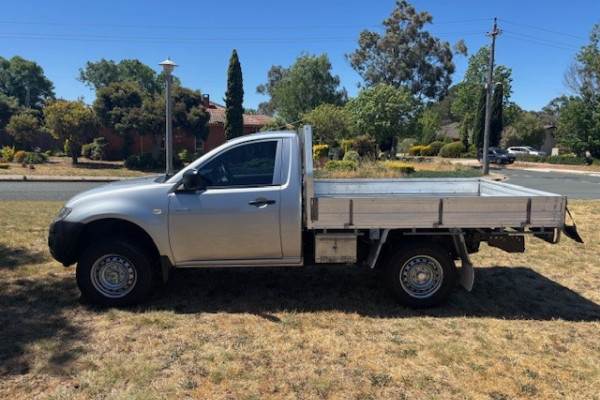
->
499;168;600;200
0;169;599;201
0;181;103;201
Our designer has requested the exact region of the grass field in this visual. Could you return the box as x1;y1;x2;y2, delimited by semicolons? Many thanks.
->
0;201;598;399
0;157;150;178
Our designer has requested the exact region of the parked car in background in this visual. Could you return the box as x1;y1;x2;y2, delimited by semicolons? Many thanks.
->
478;147;515;164
507;146;547;157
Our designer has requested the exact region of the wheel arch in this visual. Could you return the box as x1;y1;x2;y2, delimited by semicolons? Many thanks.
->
76;218;161;268
375;230;457;269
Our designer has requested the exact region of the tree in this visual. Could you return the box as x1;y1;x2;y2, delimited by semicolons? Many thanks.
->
171;86;210;144
93;82;210;159
93;82;145;156
563;24;600;105
416;107;440;144
0;93;19;132
44;100;99;164
471;86;486;149
556;24;600;157
346;83;419;156
301;104;354;145
430;85;461;125
79;59;162;95
0;56;55;109
256;66;284;116
490;84;503;147
451;46;512;130
224;50;244;140
556;97;600;157
501;112;546;149
6;110;43;150
257;53;347;122
346;1;466;101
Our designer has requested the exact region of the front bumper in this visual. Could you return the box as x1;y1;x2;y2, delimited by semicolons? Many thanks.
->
48;220;84;267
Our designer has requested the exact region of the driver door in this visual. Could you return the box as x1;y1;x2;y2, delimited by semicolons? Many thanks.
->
168;139;283;263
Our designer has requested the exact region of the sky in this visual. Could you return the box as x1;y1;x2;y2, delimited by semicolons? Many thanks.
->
1;0;599;113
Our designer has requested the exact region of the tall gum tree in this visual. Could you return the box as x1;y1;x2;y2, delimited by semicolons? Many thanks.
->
346;1;466;102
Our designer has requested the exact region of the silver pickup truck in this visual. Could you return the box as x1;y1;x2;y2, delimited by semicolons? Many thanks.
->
48;126;582;307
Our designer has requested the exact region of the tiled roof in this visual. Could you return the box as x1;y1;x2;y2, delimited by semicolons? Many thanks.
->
205;102;273;127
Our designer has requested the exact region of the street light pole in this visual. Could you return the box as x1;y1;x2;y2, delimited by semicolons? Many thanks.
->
159;57;178;177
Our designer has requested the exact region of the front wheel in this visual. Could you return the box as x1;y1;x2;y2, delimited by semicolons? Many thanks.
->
76;239;153;306
383;243;456;308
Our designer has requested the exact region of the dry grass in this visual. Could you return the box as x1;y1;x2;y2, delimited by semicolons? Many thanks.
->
0;157;150;178
0;201;599;399
317;158;480;179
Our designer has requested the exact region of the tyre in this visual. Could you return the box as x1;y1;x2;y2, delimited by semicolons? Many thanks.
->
383;243;456;308
76;238;153;306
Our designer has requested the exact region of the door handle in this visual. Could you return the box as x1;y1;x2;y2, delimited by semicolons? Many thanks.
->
248;198;276;208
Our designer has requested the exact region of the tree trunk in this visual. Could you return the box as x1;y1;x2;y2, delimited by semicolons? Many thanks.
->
70;142;79;165
390;137;398;160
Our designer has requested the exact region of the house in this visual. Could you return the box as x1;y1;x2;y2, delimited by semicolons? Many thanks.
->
436;123;461;142
102;94;273;160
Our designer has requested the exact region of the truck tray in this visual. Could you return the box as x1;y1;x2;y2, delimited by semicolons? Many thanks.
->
310;178;567;230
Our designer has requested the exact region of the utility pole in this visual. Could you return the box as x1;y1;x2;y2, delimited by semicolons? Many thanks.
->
483;18;502;175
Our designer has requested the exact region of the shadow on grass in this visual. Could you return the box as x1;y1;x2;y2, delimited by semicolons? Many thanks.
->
0;243;48;269
145;265;600;322
0;274;84;377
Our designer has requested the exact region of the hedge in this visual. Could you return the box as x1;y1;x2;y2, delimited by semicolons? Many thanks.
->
439;142;466;158
386;161;415;174
324;160;358;171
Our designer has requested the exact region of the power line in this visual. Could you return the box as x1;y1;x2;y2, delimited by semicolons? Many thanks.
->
499;19;588;41
503;31;580;52
0;32;359;44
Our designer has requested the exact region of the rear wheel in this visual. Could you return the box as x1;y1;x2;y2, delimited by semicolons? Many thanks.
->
76;238;153;306
384;243;456;308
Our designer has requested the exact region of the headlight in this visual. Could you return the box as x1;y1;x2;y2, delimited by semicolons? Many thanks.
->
54;207;72;222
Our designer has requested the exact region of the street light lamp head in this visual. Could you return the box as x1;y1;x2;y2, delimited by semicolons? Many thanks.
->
159;57;178;75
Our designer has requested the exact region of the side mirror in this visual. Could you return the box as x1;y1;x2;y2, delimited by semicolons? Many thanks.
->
182;169;208;191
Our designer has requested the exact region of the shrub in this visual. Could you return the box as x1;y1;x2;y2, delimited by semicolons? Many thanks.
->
386;161;415;174
125;152;183;171
343;150;360;163
398;138;417;154
0;163;9;169
516;154;545;163
14;150;27;163
178;149;193;163
89;137;107;160
351;135;378;160
408;145;427;156
324;160;358;171
313;144;329;161
439;142;466;158
547;156;591;165
424;141;445;156
23;152;49;164
81;143;94;159
418;142;447;157
1;146;15;162
340;139;354;154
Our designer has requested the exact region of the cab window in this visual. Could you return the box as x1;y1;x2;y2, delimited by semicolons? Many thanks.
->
199;140;278;187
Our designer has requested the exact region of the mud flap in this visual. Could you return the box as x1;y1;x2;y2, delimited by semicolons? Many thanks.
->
562;207;584;243
452;231;474;292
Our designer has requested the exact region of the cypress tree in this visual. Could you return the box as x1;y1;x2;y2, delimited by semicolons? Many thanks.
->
224;49;244;140
460;116;470;149
490;84;503;147
472;86;487;149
